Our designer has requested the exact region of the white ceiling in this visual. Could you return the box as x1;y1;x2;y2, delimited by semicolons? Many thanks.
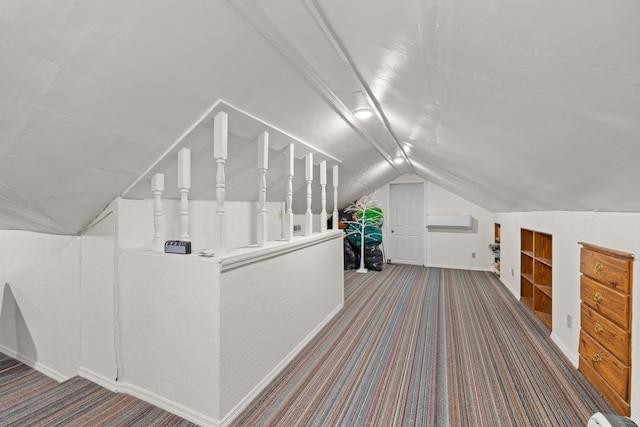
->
1;0;639;234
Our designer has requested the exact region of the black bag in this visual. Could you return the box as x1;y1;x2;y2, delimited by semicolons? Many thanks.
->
364;245;383;271
344;238;357;270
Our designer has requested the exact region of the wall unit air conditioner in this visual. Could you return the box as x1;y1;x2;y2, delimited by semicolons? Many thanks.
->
425;215;473;230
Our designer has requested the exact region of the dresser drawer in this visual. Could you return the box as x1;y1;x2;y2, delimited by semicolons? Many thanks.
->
581;247;631;293
581;303;630;364
581;275;629;329
579;355;631;416
579;330;629;399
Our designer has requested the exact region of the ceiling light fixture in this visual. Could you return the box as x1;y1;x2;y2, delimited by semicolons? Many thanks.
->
353;108;373;120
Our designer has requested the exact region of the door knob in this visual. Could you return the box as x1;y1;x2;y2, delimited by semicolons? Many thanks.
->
391;229;395;233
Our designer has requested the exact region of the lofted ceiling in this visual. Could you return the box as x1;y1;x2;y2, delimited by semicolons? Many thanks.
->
1;0;639;235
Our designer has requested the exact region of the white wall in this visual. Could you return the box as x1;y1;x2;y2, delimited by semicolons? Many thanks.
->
118;198;283;252
0;195;341;426
118;251;221;423
79;210;118;383
495;210;640;420
376;174;495;270
0;230;81;380
117;232;344;425
219;233;344;417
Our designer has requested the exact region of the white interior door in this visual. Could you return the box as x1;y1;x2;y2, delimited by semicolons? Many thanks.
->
389;183;424;265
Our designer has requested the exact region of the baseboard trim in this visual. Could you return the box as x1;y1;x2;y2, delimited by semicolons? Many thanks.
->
75;302;344;427
0;344;69;382
218;301;345;426
425;263;493;272
499;277;521;300
117;382;221;427
551;332;579;368
78;367;221;426
78;367;118;392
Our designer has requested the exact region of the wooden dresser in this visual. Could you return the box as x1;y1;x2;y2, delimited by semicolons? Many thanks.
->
578;242;633;416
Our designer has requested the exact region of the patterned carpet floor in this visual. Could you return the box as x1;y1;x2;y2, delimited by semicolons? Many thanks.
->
231;265;614;426
0;353;195;426
1;266;615;426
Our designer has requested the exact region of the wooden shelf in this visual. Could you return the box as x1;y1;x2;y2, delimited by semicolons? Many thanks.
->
536;285;552;298
521;273;534;284
492;223;501;275
521;229;533;253
521;228;552;331
534;232;552;260
537;257;552;267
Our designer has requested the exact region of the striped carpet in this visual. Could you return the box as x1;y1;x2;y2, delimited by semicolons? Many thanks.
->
0;353;196;426
231;265;614;426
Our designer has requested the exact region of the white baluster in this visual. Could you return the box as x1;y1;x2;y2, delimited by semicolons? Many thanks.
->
151;173;165;252
332;165;339;230
257;131;269;246
283;144;294;241
304;153;313;236
177;148;191;241
213;111;228;256
320;160;327;232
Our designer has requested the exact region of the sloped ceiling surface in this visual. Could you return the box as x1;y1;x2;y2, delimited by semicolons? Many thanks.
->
1;0;639;234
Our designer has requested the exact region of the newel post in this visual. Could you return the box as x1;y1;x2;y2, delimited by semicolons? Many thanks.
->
304;153;313;236
151;173;165;251
177;147;191;241
213;111;228;256
283;144;294;241
332;165;339;230
320;160;327;232
257;131;269;246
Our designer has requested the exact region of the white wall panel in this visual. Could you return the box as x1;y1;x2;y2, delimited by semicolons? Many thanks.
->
117;231;343;425
0;230;80;380
219;234;343;416
80;211;117;382
424;181;494;270
118;251;221;421
119;199;283;253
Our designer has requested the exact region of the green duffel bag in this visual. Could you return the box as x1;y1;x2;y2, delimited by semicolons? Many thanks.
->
346;222;383;248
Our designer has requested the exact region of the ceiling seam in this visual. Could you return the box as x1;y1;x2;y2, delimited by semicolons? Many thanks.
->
0;179;61;230
305;0;415;173
226;0;405;173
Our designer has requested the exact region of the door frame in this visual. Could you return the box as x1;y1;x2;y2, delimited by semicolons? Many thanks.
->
386;181;426;266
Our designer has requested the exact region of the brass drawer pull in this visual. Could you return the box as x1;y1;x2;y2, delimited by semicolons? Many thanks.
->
595;262;604;273
594;323;604;334
593;353;602;363
594;292;603;302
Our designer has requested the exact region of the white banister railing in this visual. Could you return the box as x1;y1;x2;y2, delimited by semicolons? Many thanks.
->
304;153;313;236
257;131;269;247
332;165;339;230
283;144;294;241
141;103;342;255
213;111;228;256
151;173;165;251
320;160;327;232
177;148;191;241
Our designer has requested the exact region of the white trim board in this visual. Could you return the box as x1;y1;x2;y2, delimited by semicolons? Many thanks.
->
78;301;344;427
0;344;69;383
